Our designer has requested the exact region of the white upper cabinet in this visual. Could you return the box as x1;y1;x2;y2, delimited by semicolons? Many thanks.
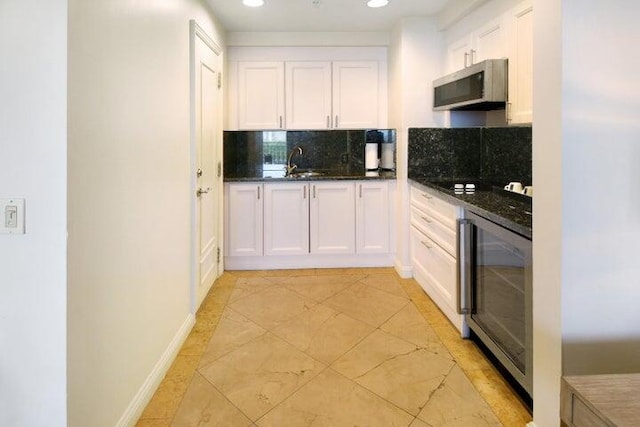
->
231;54;386;130
332;61;380;129
473;17;507;63
507;0;533;124
446;18;506;73
446;35;473;73
237;61;285;130
285;61;332;129
443;0;532;124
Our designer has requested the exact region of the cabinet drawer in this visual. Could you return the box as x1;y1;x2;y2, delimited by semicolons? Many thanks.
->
410;185;457;230
410;225;457;308
410;205;456;256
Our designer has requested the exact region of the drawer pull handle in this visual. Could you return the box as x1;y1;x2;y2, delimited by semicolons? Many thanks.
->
422;193;433;200
421;241;433;249
421;216;432;223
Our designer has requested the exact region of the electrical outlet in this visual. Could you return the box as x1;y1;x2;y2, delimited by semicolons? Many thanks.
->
1;199;25;234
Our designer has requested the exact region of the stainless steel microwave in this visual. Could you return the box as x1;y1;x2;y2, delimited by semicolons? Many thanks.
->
433;59;508;111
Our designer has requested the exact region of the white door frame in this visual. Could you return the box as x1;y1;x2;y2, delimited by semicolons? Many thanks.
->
189;20;223;313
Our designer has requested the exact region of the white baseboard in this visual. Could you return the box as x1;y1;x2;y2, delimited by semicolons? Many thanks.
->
224;253;395;270
116;314;196;427
394;259;413;278
525;422;537;427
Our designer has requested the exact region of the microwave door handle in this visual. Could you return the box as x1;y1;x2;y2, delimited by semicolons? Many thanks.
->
457;219;472;315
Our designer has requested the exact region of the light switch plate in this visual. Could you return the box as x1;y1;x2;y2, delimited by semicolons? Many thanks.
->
1;198;25;234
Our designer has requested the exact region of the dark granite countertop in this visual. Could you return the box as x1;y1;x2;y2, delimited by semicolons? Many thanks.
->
225;169;396;182
409;178;532;239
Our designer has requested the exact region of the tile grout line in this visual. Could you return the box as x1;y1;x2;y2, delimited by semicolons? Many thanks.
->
398;277;531;426
138;269;527;426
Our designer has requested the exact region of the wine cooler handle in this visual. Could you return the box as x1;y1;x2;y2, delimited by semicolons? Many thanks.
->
457;218;473;315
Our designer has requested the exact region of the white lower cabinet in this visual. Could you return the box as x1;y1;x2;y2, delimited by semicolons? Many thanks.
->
264;182;309;256
225;183;263;257
225;180;395;269
310;182;355;254
410;183;467;335
356;181;390;254
410;226;457;308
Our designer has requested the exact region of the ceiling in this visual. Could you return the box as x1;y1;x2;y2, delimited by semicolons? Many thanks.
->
206;0;456;33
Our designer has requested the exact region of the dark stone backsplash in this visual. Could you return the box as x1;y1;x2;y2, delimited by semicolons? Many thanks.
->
224;129;396;179
408;126;532;186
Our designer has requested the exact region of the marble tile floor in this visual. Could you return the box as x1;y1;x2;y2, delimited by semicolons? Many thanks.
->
136;268;532;427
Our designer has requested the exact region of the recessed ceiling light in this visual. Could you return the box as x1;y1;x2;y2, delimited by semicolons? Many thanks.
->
243;0;264;7
367;0;388;7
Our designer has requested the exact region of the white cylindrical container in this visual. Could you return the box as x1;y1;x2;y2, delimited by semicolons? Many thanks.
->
365;143;378;170
380;143;395;170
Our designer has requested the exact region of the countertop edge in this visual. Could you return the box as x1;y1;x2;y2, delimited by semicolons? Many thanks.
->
225;175;397;183
409;178;532;239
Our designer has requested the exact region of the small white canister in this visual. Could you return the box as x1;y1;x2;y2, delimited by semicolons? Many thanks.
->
380;142;395;170
365;143;379;170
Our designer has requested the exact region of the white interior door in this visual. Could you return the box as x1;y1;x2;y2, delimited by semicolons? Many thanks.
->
192;22;222;310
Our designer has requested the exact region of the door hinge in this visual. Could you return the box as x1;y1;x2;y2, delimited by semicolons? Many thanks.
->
216;247;221;263
217;73;222;89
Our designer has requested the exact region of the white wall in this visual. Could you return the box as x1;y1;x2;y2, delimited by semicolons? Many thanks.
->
560;1;640;373
0;1;68;426
533;1;640;426
226;31;389;47
531;0;562;425
67;1;224;426
388;17;445;276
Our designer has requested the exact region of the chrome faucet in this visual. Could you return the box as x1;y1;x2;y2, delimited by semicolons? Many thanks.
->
286;145;303;176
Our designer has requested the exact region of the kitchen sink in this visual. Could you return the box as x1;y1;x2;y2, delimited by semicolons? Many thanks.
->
287;171;325;178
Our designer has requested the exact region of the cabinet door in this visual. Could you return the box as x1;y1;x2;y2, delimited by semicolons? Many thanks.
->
226;183;263;257
355;181;389;254
446;35;472;72
473;18;506;63
237;61;285;130
332;61;379;129
507;1;533;124
410;225;458;324
285;61;332;130
264;182;309;255
310;182;355;254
